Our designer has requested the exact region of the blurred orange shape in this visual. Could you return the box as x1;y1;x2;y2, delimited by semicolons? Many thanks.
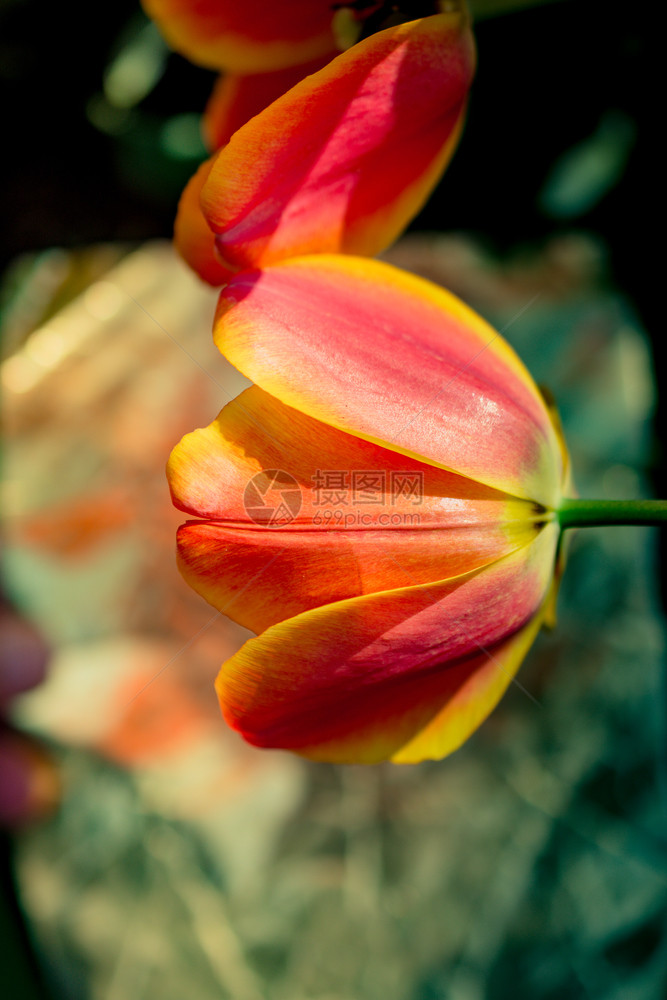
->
98;669;217;766
18;489;134;559
142;0;338;72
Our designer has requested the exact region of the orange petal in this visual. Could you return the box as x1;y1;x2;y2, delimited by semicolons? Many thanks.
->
203;57;333;150
201;12;475;270
169;386;542;631
178;57;334;284
142;0;338;73
214;257;565;506
173;155;235;286
215;525;558;763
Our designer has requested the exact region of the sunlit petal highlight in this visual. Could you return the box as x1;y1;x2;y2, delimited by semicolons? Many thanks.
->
214;257;564;505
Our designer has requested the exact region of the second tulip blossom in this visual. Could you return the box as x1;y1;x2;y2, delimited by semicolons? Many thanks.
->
141;0;339;73
176;10;476;282
168;255;571;764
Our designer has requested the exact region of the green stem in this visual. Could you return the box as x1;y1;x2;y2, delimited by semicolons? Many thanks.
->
557;498;667;530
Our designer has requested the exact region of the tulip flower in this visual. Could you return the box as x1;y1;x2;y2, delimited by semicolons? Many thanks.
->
168;255;571;763
176;10;475;282
141;0;339;73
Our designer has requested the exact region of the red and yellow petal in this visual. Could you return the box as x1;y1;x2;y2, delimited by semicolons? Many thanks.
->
215;524;559;763
389;605;547;764
203;57;333;151
176;517;545;634
201;12;475;271
173;155;234;286
178;55;335;285
142;0;338;73
168;386;529;524
168;386;544;631
214;257;565;506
